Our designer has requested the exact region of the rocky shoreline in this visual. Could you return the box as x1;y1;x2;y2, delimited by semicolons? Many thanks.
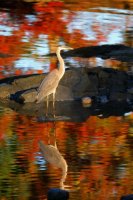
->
0;67;133;121
0;67;133;103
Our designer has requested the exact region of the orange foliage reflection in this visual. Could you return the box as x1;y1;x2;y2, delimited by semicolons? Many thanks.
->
0;108;132;199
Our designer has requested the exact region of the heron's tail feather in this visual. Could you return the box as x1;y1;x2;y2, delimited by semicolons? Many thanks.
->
35;95;39;103
35;94;42;104
35;89;47;103
34;97;38;103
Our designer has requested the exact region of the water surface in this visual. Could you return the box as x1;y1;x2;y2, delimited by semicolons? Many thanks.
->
0;0;133;199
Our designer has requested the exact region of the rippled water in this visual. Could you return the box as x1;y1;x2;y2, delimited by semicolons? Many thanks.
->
0;0;133;199
0;107;133;200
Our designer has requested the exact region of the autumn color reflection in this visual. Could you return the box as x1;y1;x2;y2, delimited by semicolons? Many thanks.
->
0;0;133;199
0;107;132;199
39;139;68;190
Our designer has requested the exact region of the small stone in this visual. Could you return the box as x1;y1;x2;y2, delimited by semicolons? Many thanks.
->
120;194;133;200
47;188;69;200
82;97;92;107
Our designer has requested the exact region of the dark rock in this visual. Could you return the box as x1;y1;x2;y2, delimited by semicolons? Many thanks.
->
0;67;133;105
0;84;12;99
21;88;37;103
86;70;99;97
47;188;69;200
120;194;133;200
11;73;45;90
64;44;133;62
109;92;127;101
48;44;133;62
60;68;81;88
0;73;44;85
0;73;46;102
107;49;133;62
21;85;74;103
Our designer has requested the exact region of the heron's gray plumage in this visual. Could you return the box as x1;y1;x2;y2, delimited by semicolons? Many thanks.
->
36;46;73;104
36;69;60;103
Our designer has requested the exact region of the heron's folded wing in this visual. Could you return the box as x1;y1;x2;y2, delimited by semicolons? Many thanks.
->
38;69;60;94
36;70;61;103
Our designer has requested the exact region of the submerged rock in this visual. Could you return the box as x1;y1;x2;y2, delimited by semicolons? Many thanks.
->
0;67;133;122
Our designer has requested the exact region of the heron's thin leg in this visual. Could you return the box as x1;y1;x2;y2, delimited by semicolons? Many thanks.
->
53;92;55;108
53;92;56;118
46;95;49;117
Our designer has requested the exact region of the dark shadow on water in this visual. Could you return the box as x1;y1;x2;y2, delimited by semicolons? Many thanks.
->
120;194;133;200
0;99;133;122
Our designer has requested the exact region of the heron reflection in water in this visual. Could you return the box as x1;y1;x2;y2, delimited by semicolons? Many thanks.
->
39;138;68;189
36;46;73;115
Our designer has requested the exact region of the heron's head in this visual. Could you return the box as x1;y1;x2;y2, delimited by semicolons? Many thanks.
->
57;46;73;52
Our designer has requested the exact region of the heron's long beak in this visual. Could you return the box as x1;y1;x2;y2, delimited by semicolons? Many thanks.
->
68;47;73;50
63;47;73;51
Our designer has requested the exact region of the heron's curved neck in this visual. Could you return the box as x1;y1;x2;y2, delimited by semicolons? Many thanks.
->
56;49;65;78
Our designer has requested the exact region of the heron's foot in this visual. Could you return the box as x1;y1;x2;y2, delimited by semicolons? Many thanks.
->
53;113;56;119
43;112;55;121
44;112;51;121
46;113;56;121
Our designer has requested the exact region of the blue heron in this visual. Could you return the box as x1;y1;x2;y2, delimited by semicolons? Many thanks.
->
36;46;73;109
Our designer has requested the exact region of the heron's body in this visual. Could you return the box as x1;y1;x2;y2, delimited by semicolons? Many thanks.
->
36;46;72;104
36;69;61;103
